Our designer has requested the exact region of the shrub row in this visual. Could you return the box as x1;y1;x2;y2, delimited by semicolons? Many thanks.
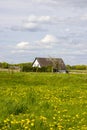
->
21;65;52;72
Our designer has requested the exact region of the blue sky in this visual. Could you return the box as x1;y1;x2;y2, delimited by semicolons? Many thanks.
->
0;0;87;65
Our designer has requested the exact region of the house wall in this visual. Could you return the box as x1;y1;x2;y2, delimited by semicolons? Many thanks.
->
32;59;41;68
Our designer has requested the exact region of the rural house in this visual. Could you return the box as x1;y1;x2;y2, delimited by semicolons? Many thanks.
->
32;57;67;73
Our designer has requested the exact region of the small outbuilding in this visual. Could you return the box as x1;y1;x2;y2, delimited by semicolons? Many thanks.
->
32;57;67;73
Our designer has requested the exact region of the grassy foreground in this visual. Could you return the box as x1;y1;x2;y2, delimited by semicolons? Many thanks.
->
0;72;87;130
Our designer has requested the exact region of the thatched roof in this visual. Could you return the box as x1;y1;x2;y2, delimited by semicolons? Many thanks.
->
33;57;66;70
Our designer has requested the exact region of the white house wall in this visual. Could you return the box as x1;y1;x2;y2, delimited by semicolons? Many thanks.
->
32;59;41;68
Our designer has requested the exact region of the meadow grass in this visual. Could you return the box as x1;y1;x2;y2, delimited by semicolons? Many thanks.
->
0;72;87;130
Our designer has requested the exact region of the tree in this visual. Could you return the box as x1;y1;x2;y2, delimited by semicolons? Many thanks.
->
21;63;32;72
1;62;9;68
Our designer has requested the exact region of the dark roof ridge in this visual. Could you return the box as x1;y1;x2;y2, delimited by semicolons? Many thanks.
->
36;57;62;59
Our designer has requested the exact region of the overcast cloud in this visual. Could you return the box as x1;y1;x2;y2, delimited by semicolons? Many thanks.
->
0;0;87;64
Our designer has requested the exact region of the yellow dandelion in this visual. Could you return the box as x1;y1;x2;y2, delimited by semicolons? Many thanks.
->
4;120;7;123
11;121;14;124
76;114;79;118
31;122;34;126
25;126;28;129
53;117;56;120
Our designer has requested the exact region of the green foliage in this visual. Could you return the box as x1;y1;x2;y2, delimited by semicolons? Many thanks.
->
0;62;9;68
74;65;87;70
32;66;52;72
66;64;87;70
66;65;72;70
0;72;87;129
21;63;32;72
0;61;87;72
21;63;52;72
0;62;2;68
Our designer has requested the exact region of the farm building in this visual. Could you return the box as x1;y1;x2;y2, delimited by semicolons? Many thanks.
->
32;57;67;72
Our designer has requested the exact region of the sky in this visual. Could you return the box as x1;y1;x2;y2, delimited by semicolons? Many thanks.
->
0;0;87;65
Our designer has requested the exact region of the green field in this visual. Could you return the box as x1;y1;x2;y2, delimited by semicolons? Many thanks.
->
0;72;87;130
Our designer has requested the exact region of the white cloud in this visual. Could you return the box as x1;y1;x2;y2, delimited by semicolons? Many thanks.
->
11;41;31;54
27;15;51;23
36;34;58;48
34;0;87;8
80;14;87;20
11;15;52;31
16;42;29;49
20;15;53;31
23;22;39;30
14;35;58;52
40;34;58;43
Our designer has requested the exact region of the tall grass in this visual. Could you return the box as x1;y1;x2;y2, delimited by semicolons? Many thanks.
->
0;72;87;130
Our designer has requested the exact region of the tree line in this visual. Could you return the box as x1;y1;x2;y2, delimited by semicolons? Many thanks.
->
66;65;87;70
0;62;87;72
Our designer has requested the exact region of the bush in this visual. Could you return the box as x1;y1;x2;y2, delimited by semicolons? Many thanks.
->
32;66;52;72
66;65;87;70
21;63;52;72
0;62;9;69
21;63;33;72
